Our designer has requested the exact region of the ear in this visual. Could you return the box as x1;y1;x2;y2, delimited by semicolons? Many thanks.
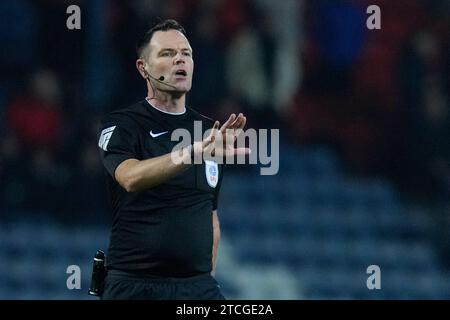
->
136;59;147;79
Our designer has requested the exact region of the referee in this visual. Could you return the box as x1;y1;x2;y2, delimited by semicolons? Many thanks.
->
97;19;249;299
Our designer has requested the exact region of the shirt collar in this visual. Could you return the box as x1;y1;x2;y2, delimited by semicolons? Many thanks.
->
145;97;186;115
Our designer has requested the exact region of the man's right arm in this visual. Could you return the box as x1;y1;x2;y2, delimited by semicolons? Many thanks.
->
115;148;192;193
112;113;248;193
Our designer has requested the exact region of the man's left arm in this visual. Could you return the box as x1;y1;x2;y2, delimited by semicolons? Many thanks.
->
212;210;220;276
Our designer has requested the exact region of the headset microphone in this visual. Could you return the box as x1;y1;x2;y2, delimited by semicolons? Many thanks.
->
143;67;177;89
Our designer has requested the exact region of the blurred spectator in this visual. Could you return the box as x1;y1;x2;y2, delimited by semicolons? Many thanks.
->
7;70;64;153
216;0;249;42
312;0;366;92
224;0;281;128
250;0;303;114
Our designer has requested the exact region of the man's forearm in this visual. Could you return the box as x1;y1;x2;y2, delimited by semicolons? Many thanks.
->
212;210;220;275
115;147;192;192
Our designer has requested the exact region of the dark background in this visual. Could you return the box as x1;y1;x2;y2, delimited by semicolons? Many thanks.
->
0;0;449;299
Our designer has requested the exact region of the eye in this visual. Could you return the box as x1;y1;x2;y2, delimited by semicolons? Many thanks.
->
183;52;191;57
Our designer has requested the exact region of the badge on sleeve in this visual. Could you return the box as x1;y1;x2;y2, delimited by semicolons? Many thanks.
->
205;160;219;188
98;126;116;151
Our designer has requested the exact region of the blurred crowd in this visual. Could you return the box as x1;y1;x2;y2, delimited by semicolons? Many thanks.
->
0;0;448;221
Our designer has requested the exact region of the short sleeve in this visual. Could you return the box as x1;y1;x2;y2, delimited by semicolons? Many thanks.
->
97;118;140;179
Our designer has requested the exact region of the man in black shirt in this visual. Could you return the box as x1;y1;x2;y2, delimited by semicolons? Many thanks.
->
97;19;249;299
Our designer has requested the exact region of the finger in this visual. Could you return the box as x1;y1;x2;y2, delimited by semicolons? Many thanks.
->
229;113;243;128
237;116;246;130
221;114;235;129
209;121;220;140
209;121;219;136
220;114;236;133
203;122;219;148
230;113;245;129
232;113;247;130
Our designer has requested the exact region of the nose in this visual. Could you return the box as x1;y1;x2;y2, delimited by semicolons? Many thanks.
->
174;52;185;65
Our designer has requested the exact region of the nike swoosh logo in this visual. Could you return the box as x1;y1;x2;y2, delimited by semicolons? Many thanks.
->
150;130;169;138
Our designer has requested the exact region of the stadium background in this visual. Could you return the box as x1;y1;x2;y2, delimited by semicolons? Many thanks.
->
0;0;449;299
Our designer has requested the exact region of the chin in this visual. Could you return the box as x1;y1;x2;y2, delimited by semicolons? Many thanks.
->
168;87;191;96
175;85;192;93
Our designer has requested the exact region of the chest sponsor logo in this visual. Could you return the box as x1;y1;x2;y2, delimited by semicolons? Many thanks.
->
150;130;169;138
205;160;219;188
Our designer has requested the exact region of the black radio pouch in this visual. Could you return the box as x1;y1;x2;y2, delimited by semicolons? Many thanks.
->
88;250;107;297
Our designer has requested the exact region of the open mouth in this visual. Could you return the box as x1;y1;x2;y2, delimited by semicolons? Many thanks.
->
175;70;187;77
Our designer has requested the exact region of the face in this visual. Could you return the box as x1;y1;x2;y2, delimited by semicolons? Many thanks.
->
144;30;194;94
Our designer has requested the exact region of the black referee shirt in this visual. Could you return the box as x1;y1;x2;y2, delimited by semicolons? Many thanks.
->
98;99;224;277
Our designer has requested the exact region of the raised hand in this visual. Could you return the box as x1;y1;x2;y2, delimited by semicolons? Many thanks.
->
195;113;251;161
